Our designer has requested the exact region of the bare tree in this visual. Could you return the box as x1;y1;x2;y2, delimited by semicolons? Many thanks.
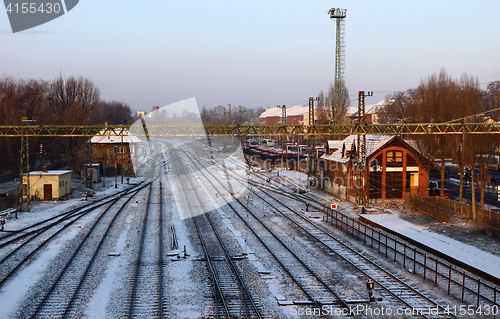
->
404;69;483;199
483;81;500;120
379;89;415;123
47;75;101;170
90;100;133;124
326;82;349;125
48;75;100;125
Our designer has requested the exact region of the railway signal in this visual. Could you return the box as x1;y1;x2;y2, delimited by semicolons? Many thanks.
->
367;279;375;302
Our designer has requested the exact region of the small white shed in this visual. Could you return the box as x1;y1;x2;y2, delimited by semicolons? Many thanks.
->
26;170;72;200
81;163;101;182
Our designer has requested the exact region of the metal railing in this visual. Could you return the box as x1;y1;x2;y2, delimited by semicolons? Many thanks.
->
322;206;500;309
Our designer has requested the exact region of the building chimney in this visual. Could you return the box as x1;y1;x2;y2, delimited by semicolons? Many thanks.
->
227;104;231;119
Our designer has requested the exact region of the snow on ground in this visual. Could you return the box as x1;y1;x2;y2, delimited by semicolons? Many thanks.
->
0;227;81;319
361;212;500;280
83;210;135;319
277;170;500;280
278;170;308;190
0;176;142;319
1;176;140;231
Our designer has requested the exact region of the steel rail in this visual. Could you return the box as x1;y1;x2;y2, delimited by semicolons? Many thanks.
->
247;167;500;313
181;146;358;317
0;185;141;247
0;184;146;289
29;184;148;319
186;145;457;318
169;146;262;319
248;184;454;319
249;171;500;308
167;147;229;319
126;183;154;318
158;181;165;319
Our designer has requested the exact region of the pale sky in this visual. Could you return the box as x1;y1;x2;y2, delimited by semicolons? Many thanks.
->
1;0;499;112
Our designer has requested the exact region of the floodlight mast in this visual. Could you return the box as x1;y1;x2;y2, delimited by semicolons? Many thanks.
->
327;7;347;121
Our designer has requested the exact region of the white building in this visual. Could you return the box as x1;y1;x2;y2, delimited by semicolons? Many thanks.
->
26;170;72;200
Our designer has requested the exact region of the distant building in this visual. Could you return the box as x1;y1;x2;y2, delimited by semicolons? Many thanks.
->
348;100;392;124
26;170;72;200
136;110;146;119
91;130;141;176
258;105;333;125
484;117;497;124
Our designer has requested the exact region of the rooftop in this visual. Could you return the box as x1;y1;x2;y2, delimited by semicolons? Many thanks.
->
258;105;310;119
27;170;73;176
321;135;395;163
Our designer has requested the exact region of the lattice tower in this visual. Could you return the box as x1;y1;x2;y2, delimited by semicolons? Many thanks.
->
328;8;347;115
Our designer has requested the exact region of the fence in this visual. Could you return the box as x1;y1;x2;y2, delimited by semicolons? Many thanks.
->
406;192;500;231
322;206;500;309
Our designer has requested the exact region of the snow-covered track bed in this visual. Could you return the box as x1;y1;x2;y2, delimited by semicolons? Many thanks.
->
17;184;149;319
168;146;265;319
243;162;500;314
250;186;457;318
0;184;144;290
181;146;354;317
123;182;168;319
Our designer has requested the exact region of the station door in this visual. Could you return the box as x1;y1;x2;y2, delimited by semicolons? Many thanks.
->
43;184;52;200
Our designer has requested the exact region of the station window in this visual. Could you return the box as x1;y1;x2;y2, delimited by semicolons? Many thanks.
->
387;151;403;163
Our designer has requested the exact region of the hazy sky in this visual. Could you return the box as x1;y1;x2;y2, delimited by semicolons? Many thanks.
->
1;1;499;112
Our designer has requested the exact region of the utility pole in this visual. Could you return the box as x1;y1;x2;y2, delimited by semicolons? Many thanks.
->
308;97;319;185
85;118;93;189
356;91;372;208
277;105;287;169
238;106;246;124
121;132;124;184
19;117;33;212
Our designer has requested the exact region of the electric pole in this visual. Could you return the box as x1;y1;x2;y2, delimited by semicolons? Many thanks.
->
277;105;287;169
308;97;319;185
19;117;33;211
356;91;372;208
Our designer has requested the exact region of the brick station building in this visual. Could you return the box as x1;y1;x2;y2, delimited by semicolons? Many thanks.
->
320;135;430;202
91;130;141;176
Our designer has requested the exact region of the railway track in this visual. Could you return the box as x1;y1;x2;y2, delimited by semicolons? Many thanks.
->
0;183;146;290
183;143;461;318
251;171;500;311
167;145;264;319
23;183;149;318
248;185;456;318
179;145;358;317
212;144;500;312
124;181;168;319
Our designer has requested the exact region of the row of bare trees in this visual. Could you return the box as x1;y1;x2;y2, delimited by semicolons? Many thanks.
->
380;69;500;214
0;75;134;172
200;105;265;125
